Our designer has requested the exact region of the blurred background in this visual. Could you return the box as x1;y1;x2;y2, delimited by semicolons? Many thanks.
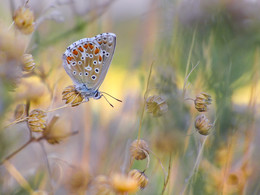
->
1;0;260;194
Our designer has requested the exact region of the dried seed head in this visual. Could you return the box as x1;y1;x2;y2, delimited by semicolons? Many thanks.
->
92;175;113;195
68;169;90;193
145;95;168;117
22;54;35;72
194;92;212;112
43;115;64;145
111;173;139;193
13;6;35;34
195;114;213;135
14;104;26;119
130;139;149;160
62;85;84;107
31;190;48;195
28;109;47;132
128;169;148;189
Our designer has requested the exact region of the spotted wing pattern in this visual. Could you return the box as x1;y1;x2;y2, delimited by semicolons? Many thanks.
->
62;33;116;91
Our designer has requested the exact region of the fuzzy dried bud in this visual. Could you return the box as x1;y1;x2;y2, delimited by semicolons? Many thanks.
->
145;95;168;117
111;173;139;193
28;109;47;132
14;104;26;119
62;85;84;107
130;139;149;160
92;175;113;195
43;115;63;144
194;92;212;112
13;6;35;34
22;54;35;72
195;114;213;135
128;169;148;189
31;190;48;195
68;169;90;193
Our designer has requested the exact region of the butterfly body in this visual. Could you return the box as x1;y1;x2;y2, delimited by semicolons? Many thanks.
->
62;33;116;101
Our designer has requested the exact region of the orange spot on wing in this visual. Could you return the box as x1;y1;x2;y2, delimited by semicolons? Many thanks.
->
94;48;100;55
83;44;88;49
67;59;70;64
67;56;72;61
99;55;102;62
89;43;94;50
78;46;84;52
98;41;102;45
73;49;78;55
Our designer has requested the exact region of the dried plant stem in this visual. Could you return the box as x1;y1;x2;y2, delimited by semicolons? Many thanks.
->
0;131;78;166
4;117;29;129
3;161;34;193
39;142;54;194
0;138;35;165
180;136;208;195
137;62;153;140
149;150;167;183
161;154;172;195
182;26;197;99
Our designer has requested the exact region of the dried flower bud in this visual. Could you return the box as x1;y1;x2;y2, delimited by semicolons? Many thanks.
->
195;114;213;135
111;173;139;193
28;109;47;132
130;139;149;160
62;85;84;107
14;104;26;119
92;175;113;195
194;92;212;112
31;190;48;195
128;169;148;189
13;6;35;34
43;115;63;144
145;95;168;117
22;54;35;72
68;169;90;193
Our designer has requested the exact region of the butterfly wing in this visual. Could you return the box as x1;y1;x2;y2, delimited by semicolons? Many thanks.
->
62;33;116;91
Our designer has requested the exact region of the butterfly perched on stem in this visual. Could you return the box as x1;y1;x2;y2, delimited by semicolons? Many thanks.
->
62;33;121;106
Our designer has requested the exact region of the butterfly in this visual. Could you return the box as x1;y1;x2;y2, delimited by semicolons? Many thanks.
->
62;33;120;105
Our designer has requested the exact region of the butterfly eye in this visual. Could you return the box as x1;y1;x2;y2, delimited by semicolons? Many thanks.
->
91;75;96;80
81;56;84;60
95;92;99;97
85;72;88;76
95;68;99;73
93;60;97;65
89;54;93;58
105;53;109;57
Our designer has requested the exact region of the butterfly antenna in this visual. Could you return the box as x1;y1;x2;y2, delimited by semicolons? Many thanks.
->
101;95;114;107
100;91;122;102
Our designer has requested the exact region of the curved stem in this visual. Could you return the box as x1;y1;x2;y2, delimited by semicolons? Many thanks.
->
180;136;208;195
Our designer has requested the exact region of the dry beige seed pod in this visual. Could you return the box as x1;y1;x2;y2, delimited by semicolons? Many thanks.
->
62;85;84;107
28;109;47;132
128;169;148;189
110;173;139;193
145;95;168;117
194;92;212;112
67;169;90;193
22;54;35;72
13;6;35;34
130;139;149;160
14;104;26;119
195;114;213;135
92;175;113;195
